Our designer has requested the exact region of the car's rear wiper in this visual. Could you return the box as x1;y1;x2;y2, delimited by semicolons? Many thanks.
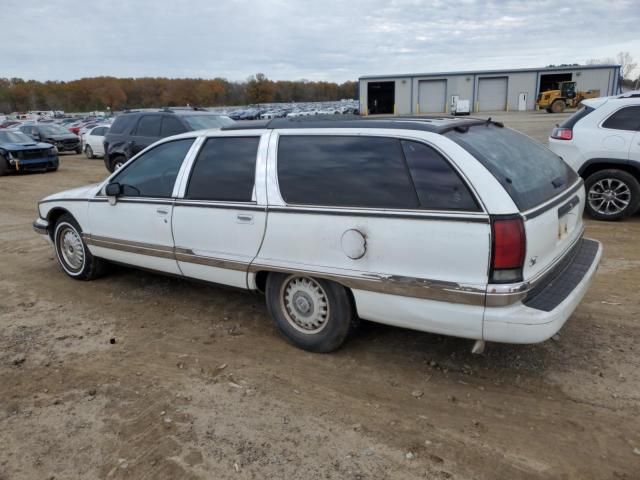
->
551;177;566;189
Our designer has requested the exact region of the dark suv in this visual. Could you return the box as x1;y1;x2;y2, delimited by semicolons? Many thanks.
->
102;109;234;172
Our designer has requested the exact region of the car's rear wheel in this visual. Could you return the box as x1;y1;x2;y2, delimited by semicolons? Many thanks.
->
265;273;358;352
0;158;8;176
85;145;94;159
54;214;107;280
585;169;640;220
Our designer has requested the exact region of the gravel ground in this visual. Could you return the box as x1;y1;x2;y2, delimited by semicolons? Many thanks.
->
1;112;639;479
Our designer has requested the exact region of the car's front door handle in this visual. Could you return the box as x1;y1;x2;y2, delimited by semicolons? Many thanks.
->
237;214;253;224
157;208;169;215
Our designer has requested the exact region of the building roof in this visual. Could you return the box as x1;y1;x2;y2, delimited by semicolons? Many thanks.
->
359;64;621;81
222;115;503;134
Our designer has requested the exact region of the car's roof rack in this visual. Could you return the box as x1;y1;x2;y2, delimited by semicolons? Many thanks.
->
617;90;640;98
221;115;504;134
160;106;209;112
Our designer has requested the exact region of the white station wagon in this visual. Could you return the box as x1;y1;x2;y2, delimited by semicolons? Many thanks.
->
34;117;602;353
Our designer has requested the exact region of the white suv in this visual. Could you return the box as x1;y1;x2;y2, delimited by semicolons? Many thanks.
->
33;117;602;353
548;92;640;220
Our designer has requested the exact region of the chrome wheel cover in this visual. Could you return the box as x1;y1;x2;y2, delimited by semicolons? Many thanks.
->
280;276;330;334
588;178;631;216
58;225;85;271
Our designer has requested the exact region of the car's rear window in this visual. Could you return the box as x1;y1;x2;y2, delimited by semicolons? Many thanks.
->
446;125;578;211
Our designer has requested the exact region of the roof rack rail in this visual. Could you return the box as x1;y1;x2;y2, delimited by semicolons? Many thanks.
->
160;106;210;112
221;115;506;134
617;90;640;98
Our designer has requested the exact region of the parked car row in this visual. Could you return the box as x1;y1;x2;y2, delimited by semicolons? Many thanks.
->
222;100;360;121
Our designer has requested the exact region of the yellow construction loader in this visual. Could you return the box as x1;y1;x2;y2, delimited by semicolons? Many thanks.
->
536;81;600;113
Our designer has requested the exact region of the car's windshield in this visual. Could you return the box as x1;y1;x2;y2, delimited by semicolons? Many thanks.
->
39;124;71;136
182;115;234;130
447;124;579;211
0;131;34;143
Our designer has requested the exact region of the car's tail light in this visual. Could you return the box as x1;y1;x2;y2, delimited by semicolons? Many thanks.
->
491;217;525;283
551;127;573;140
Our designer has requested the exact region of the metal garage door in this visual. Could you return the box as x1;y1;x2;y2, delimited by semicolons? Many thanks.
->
418;80;446;113
478;77;507;111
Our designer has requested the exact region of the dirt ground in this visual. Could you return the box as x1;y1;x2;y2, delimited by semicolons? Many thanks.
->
1;112;639;479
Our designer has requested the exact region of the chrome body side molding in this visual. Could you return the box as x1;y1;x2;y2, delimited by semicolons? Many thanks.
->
81;234;489;306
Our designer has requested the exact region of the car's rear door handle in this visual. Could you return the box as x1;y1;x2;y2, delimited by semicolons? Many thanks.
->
157;208;169;215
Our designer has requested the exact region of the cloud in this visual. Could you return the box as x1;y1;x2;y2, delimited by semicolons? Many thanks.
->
0;0;638;82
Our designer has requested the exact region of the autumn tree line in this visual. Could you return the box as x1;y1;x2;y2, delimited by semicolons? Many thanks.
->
0;74;358;113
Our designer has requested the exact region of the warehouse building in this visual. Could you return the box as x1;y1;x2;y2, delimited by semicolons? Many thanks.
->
359;64;621;115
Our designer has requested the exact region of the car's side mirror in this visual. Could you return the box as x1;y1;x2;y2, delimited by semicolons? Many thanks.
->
105;182;122;205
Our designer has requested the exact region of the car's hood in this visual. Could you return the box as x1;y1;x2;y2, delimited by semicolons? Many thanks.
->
41;183;102;203
1;142;52;150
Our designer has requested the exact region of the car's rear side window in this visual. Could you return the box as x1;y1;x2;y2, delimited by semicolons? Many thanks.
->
447;125;578;211
186;137;260;202
277;135;419;209
401;140;479;211
602;106;640;131
109;115;136;135
559;106;595;129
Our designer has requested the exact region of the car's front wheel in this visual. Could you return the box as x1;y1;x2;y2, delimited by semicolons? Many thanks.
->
110;155;126;172
54;214;107;280
265;273;358;352
585;169;640;220
85;145;94;159
75;146;82;154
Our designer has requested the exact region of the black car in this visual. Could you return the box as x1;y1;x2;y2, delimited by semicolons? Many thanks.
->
19;124;81;154
103;109;234;172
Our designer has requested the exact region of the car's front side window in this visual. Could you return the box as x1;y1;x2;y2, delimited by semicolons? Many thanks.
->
111;139;194;198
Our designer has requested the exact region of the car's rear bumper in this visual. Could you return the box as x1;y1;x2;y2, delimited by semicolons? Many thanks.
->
483;238;602;343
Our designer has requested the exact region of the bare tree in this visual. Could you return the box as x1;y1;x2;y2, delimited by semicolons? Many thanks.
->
616;51;638;79
585;57;615;65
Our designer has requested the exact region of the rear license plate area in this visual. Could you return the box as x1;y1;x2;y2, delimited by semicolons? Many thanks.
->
558;195;580;240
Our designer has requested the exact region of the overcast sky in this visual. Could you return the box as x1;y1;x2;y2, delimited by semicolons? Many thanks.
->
2;0;639;82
